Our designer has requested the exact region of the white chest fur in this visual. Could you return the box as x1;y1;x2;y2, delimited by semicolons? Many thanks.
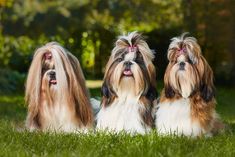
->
41;101;80;132
155;98;205;136
96;96;150;134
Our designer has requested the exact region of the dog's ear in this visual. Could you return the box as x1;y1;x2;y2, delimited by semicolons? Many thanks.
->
164;85;175;98
101;81;111;99
163;64;175;98
200;83;215;102
198;56;215;102
101;81;115;107
146;86;158;102
66;53;94;126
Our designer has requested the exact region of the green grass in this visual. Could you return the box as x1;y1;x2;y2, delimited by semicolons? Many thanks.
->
0;85;235;157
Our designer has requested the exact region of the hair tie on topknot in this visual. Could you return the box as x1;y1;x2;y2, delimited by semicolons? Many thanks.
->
44;52;52;60
177;47;186;56
128;45;138;53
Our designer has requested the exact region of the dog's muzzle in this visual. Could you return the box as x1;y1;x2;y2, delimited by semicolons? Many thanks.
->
48;71;57;85
179;62;185;70
123;61;133;76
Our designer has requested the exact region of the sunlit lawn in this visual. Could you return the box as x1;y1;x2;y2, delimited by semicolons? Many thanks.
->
0;80;235;157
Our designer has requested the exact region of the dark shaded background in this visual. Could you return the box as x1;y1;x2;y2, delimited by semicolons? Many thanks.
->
0;0;234;94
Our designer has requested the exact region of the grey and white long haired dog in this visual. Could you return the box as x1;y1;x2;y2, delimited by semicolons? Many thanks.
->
96;32;157;134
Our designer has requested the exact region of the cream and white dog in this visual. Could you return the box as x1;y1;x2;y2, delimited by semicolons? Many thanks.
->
25;42;94;132
155;33;223;136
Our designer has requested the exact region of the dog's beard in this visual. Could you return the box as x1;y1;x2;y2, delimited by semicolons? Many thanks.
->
28;49;71;108
111;61;145;97
44;51;69;102
41;70;58;105
169;61;198;98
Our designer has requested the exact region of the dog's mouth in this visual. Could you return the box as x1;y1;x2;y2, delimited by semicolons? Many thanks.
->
49;79;57;85
123;69;133;76
179;67;185;71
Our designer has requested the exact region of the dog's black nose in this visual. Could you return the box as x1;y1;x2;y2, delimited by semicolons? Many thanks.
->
124;61;132;66
179;62;185;67
49;71;56;79
124;61;132;69
179;62;185;70
49;71;55;76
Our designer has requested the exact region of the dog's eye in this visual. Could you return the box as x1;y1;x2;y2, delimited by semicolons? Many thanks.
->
188;59;193;64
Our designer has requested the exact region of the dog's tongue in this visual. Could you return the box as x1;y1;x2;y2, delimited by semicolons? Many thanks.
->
123;70;133;76
50;80;57;84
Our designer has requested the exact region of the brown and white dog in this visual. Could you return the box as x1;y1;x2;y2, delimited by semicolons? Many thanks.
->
155;33;222;136
25;42;93;132
96;32;157;134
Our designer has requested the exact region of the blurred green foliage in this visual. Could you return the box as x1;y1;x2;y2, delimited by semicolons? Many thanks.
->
0;69;25;94
0;0;182;73
0;0;234;94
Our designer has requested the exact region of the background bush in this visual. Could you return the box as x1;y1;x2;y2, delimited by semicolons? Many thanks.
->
0;0;234;94
0;69;25;94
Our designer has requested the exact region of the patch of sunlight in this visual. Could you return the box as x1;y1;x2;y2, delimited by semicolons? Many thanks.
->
0;95;24;104
86;80;103;89
227;119;235;124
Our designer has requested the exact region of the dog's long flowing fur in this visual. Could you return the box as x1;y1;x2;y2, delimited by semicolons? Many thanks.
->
96;32;157;134
155;33;223;136
25;42;93;132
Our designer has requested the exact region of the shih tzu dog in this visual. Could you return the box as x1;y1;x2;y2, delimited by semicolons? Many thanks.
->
25;42;94;132
96;31;157;134
155;33;223;137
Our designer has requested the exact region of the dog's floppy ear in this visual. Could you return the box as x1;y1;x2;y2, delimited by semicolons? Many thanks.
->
164;85;175;98
163;64;175;98
146;85;158;102
101;81;111;99
64;52;94;127
200;83;215;102
101;80;116;107
198;56;215;102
